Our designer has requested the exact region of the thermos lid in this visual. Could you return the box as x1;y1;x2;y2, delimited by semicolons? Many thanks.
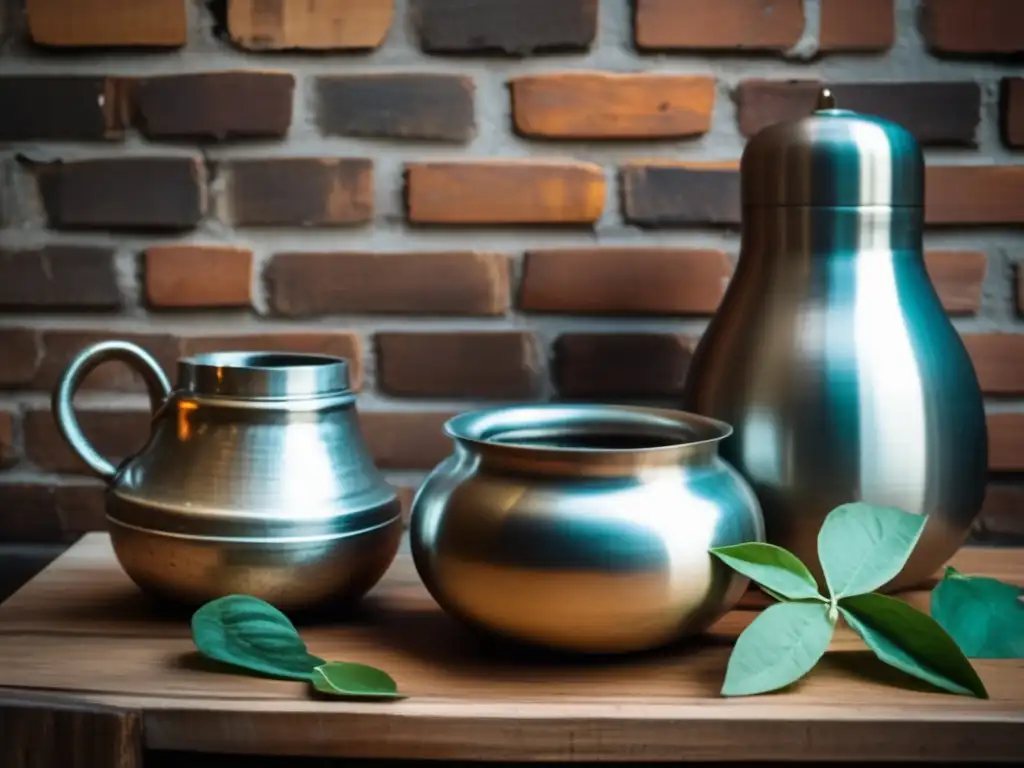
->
740;87;924;209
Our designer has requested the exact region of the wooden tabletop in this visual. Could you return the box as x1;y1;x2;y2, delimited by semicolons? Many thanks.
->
1;534;1023;764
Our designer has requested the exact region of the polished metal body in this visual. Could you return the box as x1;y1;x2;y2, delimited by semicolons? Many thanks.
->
682;90;988;592
408;404;765;654
53;342;402;611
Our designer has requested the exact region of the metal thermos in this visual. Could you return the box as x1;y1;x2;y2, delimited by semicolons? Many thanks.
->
682;88;988;592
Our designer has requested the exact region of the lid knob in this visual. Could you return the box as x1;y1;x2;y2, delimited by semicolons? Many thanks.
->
815;87;837;111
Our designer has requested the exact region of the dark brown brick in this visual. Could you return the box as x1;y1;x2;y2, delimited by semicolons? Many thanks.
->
819;0;895;52
621;162;740;227
521;248;731;316
0;76;129;141
181;333;363;390
413;0;597;55
359;411;457;470
406;161;605;225
376;332;540;399
24;408;151;474
964;335;1024;395
511;73;715;140
25;0;187;47
923;0;1024;56
737;80;981;146
132;71;294;140
925;251;987;316
554;333;693;399
635;0;804;52
225;158;373;227
395;484;416;526
34;157;205;231
34;330;179;393
989;413;1024;472
975;483;1024;542
144;245;253;309
1018;263;1024;315
224;0;393;51
0;410;16;468
926;166;1024;225
0;246;120;311
266;251;509;317
0;481;105;542
317;75;474;142
0;329;42;387
1001;78;1024;148
53;483;108;538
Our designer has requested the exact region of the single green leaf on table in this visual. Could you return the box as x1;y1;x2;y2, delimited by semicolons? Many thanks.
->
191;594;325;681
710;542;825;602
311;662;405;700
721;601;835;696
839;592;988;699
931;566;1024;659
817;503;926;599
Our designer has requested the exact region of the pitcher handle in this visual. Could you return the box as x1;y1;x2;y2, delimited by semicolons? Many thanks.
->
52;341;172;481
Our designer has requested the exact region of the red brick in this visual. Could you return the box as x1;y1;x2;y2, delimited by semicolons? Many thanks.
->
635;0;804;52
132;71;294;140
0;410;16;468
989;413;1024;472
0;246;120;311
554;333;693;398
413;0;597;55
317;75;474;142
963;335;1024;395
406;161;605;225
25;0;187;47
0;328;42;387
521;248;731;316
266;251;509;317
511;73;715;140
621;161;740;227
144;246;253;309
975;483;1024;542
180;333;363;391
34;157;205;231
376;332;540;399
33;330;179;393
926;166;1024;225
923;0;1024;56
225;0;393;51
1002;78;1024;148
0;76;129;141
737;80;981;145
224;158;373;227
925;251;987;315
359;411;457;470
819;0;894;51
24;408;150;474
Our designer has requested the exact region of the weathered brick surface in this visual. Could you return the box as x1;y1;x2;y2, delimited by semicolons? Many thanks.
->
925;251;987;316
0;76;128;141
554;333;693;398
144;246;253;310
922;0;1024;56
635;0;804;52
1018;265;1024;316
0;329;42;387
413;0;597;55
317;75;474;142
225;0;394;51
224;158;373;227
0;482;106;542
376;332;540;399
407;161;605;225
33;330;179;393
359;411;457;470
511;73;715;140
1002;78;1024;148
0;410;16;468
963;335;1024;396
989;413;1024;472
132;72;295;140
926;166;1024;225
0;246;120;311
24;408;151;474
621;162;740;227
267;251;509;316
521;248;732;315
976;484;1024;541
819;0;895;52
34;157;205;230
25;0;187;47
737;81;981;145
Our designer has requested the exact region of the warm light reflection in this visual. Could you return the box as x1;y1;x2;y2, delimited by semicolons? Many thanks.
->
176;400;199;441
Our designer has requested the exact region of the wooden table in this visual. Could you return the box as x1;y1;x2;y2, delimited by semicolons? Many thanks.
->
1;534;1023;766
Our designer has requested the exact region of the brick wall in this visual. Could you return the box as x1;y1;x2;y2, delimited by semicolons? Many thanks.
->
1;0;1023;574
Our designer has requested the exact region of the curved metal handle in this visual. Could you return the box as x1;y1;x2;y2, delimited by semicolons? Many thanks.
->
52;341;172;481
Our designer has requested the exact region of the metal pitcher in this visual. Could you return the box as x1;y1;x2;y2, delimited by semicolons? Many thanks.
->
681;89;988;592
53;341;402;611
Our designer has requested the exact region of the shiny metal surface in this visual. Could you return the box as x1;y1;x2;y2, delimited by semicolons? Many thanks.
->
409;404;765;654
682;90;987;592
53;342;401;611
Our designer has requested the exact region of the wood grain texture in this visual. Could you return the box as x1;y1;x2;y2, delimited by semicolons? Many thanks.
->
0;534;1022;761
225;0;393;50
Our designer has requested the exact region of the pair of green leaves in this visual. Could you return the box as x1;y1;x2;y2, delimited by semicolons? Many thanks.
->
191;594;403;700
710;503;988;699
932;566;1024;659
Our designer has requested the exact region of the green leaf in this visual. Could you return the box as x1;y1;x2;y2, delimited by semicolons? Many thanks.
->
840;593;988;699
930;567;1024;659
711;542;824;602
311;662;405;700
191;594;325;681
721;601;835;696
817;503;926;598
